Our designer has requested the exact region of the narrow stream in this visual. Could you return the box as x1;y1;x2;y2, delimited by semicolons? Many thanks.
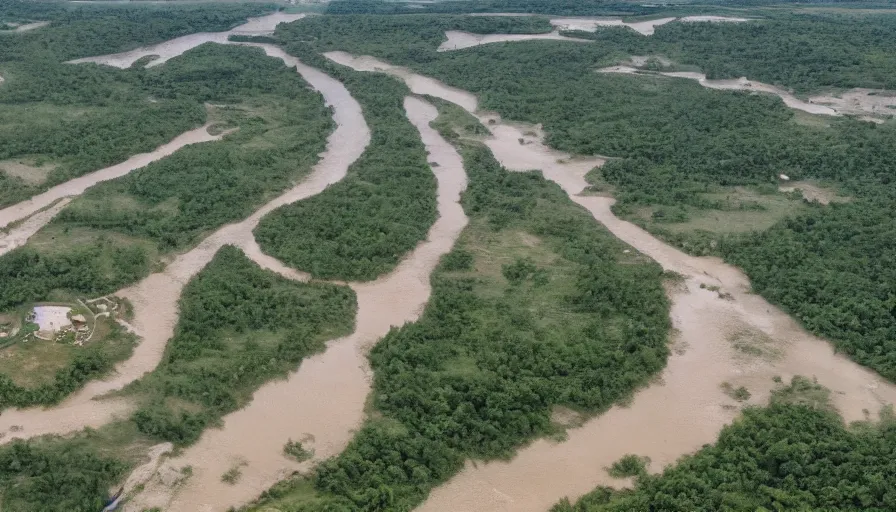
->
0;124;222;256
324;52;896;512
124;95;469;512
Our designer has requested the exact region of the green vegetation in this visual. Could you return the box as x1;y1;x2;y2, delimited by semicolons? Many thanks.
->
273;12;896;380
0;0;272;207
128;245;355;445
244;106;670;511
283;439;314;463
0;437;126;512
553;377;896;512
254;47;437;281
0;316;136;410
606;454;650;479
0;43;333;308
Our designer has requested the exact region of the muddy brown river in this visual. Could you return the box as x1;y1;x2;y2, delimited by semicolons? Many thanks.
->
124;94;469;512
324;53;896;512
4;19;895;510
0;42;370;445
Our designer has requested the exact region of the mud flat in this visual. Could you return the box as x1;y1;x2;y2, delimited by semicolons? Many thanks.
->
123;96;468;512
322;54;896;512
68;12;306;68
438;29;589;51
0;43;369;444
0;124;221;251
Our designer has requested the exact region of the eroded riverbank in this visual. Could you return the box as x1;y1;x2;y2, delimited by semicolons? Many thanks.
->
324;52;896;512
123;95;468;512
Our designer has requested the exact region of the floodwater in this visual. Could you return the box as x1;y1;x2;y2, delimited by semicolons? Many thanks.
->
325;53;896;512
0;43;369;444
438;30;589;51
68;12;306;68
123;95;468;512
0;124;222;254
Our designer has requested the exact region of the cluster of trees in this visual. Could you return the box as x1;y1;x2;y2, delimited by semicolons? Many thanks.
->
554;377;896;511
55;43;333;252
248;127;670;510
129;245;355;445
0;436;127;512
648;14;896;93
0;43;333;314
0;1;273;207
254;46;438;281
0;242;150;311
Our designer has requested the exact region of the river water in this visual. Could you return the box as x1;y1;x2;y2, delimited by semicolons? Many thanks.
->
323;52;896;512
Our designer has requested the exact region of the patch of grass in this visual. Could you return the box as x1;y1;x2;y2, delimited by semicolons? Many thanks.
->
728;328;783;361
221;461;246;485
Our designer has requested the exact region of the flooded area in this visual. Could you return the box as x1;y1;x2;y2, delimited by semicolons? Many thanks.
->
123;95;468;512
68;12;306;68
325;53;896;512
438;30;589;51
0;43;369;445
0;124;222;254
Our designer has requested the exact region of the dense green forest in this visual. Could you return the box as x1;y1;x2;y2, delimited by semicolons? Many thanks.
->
0;43;333;310
253;47;437;281
127;245;355;445
0;434;128;512
0;1;272;207
245;105;670;511
553;377;896;512
273;13;896;380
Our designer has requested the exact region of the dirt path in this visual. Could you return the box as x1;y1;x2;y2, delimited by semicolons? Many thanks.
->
0;124;221;243
0;43;370;444
68;12;305;68
324;53;896;512
123;95;469;512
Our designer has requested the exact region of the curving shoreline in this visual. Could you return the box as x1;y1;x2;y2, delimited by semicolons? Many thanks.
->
0;41;370;446
322;52;896;512
123;95;468;512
